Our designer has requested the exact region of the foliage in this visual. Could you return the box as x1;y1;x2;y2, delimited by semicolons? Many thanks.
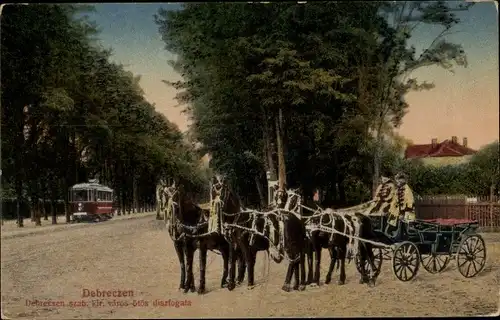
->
1;4;205;224
156;2;472;207
398;142;500;196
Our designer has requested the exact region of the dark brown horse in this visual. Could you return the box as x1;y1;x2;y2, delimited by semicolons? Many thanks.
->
284;190;379;287
161;182;200;293
161;181;245;294
213;175;307;292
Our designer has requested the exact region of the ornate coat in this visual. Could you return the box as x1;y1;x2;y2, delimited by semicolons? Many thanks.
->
367;180;397;218
387;182;416;226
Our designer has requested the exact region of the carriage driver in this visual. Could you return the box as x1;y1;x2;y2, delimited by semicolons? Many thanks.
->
366;172;397;216
394;172;416;223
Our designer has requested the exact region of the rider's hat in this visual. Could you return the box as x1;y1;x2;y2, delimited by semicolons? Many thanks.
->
395;172;408;181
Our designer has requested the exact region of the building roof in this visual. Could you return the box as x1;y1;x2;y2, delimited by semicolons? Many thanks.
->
405;139;477;159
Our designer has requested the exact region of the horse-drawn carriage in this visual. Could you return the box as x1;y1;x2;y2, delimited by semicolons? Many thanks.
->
354;215;486;282
157;175;487;294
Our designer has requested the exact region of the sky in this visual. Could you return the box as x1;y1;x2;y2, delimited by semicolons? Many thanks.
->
88;2;499;150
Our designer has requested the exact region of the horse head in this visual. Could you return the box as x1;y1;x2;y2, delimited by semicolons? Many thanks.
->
210;173;239;214
284;188;302;213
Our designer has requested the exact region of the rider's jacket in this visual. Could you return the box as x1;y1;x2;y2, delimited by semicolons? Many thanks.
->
393;182;416;224
367;179;397;217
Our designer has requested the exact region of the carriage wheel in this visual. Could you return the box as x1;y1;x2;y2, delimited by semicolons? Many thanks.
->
421;254;450;274
456;234;486;278
392;241;420;282
355;247;383;278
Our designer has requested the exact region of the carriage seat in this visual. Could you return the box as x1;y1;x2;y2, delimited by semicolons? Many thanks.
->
388;217;418;242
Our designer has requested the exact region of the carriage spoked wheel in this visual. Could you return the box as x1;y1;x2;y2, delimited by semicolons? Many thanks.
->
392;241;420;282
421;253;450;274
456;234;487;278
355;247;383;278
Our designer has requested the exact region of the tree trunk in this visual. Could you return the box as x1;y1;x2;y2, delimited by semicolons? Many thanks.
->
31;196;41;226
372;122;384;198
15;115;24;227
15;180;24;228
50;192;57;225
41;182;48;220
133;174;138;213
65;131;77;224
254;175;266;208
42;199;48;221
276;107;287;190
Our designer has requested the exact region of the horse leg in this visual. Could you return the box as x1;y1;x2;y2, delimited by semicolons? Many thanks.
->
220;243;229;288
281;261;295;292
238;236;254;288
337;245;347;285
313;243;322;287
364;244;377;287
236;249;247;285
299;249;306;291
358;244;369;284
306;242;314;285
197;241;207;295
325;247;336;284
246;248;257;289
292;260;300;291
184;241;196;293
173;240;186;290
227;242;237;291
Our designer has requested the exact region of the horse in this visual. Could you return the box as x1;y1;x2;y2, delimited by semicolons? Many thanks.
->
160;181;201;293
275;188;315;285
212;175;307;292
284;189;379;287
161;181;246;294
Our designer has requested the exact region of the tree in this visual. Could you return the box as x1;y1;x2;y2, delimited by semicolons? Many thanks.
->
2;4;206;226
465;141;500;196
350;1;472;195
155;2;473;208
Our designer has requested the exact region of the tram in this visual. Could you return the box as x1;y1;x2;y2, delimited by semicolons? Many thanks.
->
69;179;115;222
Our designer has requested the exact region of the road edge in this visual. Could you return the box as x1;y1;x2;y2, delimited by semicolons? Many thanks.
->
1;212;157;240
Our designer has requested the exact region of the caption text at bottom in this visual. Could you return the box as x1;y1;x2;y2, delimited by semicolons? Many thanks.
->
25;299;192;308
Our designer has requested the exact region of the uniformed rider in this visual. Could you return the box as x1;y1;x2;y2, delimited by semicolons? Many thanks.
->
366;174;397;216
394;172;416;223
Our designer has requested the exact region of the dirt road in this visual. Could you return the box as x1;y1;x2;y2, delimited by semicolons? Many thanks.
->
2;217;499;318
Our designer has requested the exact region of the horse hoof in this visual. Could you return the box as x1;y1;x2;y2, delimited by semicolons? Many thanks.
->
309;283;318;288
325;277;331;284
190;286;196;293
337;280;345;286
359;278;366;284
281;284;291;292
221;281;228;288
197;288;206;295
299;285;306;291
293;285;299;291
247;285;256;290
227;282;235;291
183;288;189;294
368;280;376;288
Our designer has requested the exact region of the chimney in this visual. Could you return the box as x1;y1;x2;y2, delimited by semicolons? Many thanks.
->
431;138;437;148
451;136;458;144
463;137;468;148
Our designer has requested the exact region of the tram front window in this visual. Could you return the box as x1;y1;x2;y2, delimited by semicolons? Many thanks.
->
72;190;89;202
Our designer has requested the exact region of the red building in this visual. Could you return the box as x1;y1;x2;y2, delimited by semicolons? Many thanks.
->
405;136;477;165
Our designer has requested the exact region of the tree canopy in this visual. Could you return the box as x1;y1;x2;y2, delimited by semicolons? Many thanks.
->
1;4;206;226
155;1;477;207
